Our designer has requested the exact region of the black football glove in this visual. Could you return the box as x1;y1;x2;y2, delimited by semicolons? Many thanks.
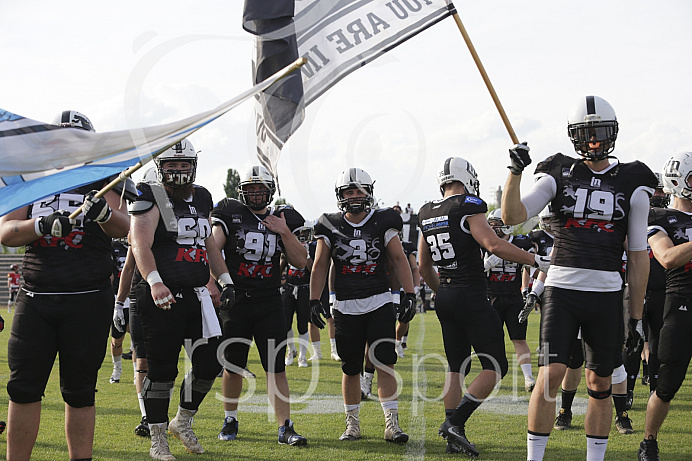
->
518;293;538;323
624;317;644;355
508;142;531;175
219;283;236;310
38;210;74;238
83;190;112;223
310;299;327;329
398;292;417;323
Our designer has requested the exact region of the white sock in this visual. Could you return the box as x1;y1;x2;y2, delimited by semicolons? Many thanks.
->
344;404;360;413
521;363;534;379
330;338;337;350
527;432;549;461
113;355;122;366
138;392;147;417
298;333;309;358
380;400;398;413
402;335;408;344
363;371;374;382
224;409;238;420
586;436;608;461
312;341;321;354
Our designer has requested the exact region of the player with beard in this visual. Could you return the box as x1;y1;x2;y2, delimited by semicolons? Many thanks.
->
483;208;537;392
638;152;692;461
212;165;308;446
0;111;131;461
310;168;416;444
130;140;231;459
418;157;549;456
501;95;656;461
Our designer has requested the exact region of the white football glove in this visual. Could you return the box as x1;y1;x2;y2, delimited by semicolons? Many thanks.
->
484;254;503;271
113;300;126;333
533;254;550;273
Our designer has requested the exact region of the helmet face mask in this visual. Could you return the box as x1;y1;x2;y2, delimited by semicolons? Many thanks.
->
437;157;480;196
567;96;618;161
54;110;95;132
651;172;670;208
662;152;692;200
155;140;197;188
487;208;512;236
238;165;276;211
335;168;375;214
294;222;314;243
538;205;552;232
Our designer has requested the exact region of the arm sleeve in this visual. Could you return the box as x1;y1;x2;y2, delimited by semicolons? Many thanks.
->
627;188;652;251
520;174;557;219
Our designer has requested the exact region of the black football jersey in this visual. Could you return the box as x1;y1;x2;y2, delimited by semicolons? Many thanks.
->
402;240;417;260
485;234;533;296
314;208;402;300
286;252;309;287
112;239;129;292
212;199;304;290
646;243;666;292
23;182;113;293
536;154;657;272
648;208;692;296
418;194;488;287
131;182;213;288
528;229;554;257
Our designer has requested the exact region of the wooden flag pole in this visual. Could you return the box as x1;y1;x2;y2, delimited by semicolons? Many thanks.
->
452;13;519;145
68;56;308;220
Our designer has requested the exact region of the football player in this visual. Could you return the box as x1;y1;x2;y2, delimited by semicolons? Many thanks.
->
501;95;657;461
0;111;130;461
639;152;692;461
418;157;548;456
483;208;537;392
309;168;415;444
130;139;231;458
212;165;308;446
6;263;20;313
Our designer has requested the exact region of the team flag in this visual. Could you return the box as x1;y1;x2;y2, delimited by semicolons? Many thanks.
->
245;0;456;177
0;61;301;216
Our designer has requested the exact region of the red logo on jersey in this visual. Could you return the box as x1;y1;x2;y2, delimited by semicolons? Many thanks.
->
341;263;377;275
238;262;272;278
174;248;208;263
564;218;614;232
288;268;307;279
683;261;692;272
489;273;516;282
34;230;84;249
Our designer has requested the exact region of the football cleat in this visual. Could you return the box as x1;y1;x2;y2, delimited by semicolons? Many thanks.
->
169;409;204;453
0;420;5;435
278;419;307;446
218;416;238;441
554;408;572;430
135;416;151;437
122;351;133;360
110;364;122;384
525;376;536;393
615;411;634;435
149;423;176;460
308;351;322;361
339;412;361;441
638;436;659;461
438;420;479;457
330;350;341;361
395;341;405;358
298;356;308;368
384;410;408;444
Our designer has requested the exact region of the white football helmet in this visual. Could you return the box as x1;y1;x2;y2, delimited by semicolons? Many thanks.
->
437;157;480;196
238;165;276;210
662;152;692;199
567;95;618;160
293;220;314;243
53;110;95;132
487;208;513;235
650;172;670;208
538;205;552;232
335;168;375;213
154;140;197;188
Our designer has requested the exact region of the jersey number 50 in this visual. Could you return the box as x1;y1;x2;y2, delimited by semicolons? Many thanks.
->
426;232;455;261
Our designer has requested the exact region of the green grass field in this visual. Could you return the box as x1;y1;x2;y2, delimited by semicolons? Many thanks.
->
0;308;690;460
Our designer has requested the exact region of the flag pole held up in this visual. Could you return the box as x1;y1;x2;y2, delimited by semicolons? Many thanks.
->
452;13;519;145
67;57;307;220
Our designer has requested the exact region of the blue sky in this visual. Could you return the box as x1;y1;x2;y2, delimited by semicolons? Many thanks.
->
3;1;691;219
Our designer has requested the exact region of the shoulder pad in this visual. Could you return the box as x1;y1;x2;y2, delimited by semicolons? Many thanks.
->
109;175;138;202
128;199;154;214
378;208;403;231
534;153;570;175
276;206;305;231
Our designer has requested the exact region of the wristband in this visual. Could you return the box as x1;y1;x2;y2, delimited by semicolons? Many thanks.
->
35;218;44;237
146;270;163;287
392;291;401;304
115;300;125;308
329;292;336;305
218;272;233;287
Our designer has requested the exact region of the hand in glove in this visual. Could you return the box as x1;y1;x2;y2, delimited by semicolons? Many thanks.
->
508;142;531;175
518;292;538;323
38;211;74;238
219;283;236;311
484;254;503;272
533;254;550;273
113;301;126;333
310;299;327;329
624;317;645;355
397;292;417;323
83;190;112;223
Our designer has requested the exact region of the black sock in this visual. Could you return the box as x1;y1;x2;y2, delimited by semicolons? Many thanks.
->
561;389;577;412
445;408;454;420
449;393;481;427
71;458;92;461
364;366;375;374
613;393;627;414
642;360;649;377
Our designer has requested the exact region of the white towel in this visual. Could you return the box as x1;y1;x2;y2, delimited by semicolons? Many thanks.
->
194;286;221;338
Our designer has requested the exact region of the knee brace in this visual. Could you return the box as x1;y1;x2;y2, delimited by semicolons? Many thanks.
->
587;386;612;400
190;373;215;394
141;377;175;400
611;364;626;385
